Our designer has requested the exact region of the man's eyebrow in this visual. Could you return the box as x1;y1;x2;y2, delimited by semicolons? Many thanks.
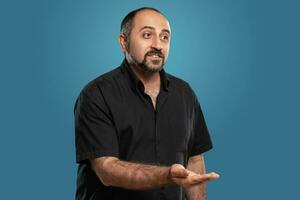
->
162;29;171;34
139;26;155;32
139;26;171;34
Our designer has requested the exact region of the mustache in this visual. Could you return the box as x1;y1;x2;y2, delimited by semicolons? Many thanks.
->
145;49;164;58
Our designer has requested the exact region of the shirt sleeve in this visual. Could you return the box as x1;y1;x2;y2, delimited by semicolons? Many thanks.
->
74;84;119;164
190;92;213;156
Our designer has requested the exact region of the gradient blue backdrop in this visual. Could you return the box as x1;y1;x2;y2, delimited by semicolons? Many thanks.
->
1;0;299;199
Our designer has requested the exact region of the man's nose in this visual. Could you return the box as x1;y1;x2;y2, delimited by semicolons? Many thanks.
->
151;36;163;50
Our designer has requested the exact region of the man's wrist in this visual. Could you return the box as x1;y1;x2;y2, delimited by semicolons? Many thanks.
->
166;166;173;184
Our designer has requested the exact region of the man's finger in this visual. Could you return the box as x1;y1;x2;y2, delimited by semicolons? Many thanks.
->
190;172;220;184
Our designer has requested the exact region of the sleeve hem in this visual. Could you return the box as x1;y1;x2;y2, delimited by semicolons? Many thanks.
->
190;143;213;157
76;150;119;164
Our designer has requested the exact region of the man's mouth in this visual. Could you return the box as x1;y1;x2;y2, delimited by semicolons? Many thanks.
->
148;54;161;58
146;52;164;58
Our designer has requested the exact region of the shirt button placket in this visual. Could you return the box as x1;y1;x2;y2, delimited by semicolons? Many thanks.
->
154;109;159;163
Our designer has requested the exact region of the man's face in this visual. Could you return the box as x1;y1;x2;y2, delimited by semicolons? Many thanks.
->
125;10;171;72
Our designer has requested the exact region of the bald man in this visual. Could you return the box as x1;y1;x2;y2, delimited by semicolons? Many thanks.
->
75;7;219;200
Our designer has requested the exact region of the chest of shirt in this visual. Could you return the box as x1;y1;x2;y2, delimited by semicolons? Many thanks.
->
103;86;195;163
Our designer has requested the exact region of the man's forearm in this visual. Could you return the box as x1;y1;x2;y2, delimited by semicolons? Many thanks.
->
94;158;172;190
185;155;207;200
185;183;206;200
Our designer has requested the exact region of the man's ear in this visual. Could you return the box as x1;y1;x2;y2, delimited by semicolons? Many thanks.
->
118;33;127;53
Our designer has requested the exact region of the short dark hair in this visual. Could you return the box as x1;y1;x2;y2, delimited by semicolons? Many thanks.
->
120;7;164;37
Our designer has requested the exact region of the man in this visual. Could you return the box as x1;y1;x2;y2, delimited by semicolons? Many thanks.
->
74;7;219;200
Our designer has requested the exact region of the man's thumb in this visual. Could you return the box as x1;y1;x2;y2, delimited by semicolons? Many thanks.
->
170;164;188;178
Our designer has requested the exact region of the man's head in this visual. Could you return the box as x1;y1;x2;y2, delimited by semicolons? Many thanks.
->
119;7;171;73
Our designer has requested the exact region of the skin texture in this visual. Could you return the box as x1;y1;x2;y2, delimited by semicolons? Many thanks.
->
90;155;219;191
185;155;208;199
120;9;171;73
90;9;220;199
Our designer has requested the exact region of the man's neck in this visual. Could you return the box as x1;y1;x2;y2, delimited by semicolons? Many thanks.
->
129;62;161;109
129;63;161;90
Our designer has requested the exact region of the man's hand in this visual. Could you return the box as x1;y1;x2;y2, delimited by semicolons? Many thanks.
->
168;164;219;189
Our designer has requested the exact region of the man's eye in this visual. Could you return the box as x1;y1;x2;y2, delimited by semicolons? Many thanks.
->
143;33;151;38
161;35;169;41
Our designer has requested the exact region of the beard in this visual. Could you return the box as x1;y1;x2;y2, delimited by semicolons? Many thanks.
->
128;47;165;73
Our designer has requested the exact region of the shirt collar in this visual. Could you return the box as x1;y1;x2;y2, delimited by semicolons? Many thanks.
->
121;58;170;92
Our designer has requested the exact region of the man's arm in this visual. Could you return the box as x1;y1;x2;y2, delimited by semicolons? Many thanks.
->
185;154;211;200
90;156;219;190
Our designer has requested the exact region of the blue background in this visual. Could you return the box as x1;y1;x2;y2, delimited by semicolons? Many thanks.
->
1;0;299;199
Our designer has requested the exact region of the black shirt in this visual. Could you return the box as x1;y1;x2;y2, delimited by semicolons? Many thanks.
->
74;59;213;200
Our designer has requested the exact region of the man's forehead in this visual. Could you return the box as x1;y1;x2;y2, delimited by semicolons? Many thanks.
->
133;9;171;32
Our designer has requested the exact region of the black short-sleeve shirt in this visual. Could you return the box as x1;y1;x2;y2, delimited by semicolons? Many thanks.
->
74;59;213;200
